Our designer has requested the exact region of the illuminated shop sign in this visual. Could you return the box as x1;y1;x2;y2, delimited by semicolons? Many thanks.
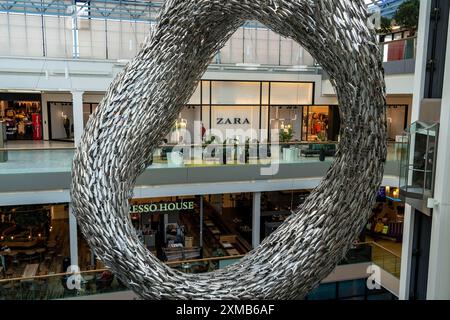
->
130;201;195;213
216;117;250;125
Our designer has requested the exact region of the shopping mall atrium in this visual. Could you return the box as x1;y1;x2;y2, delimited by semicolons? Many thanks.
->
0;0;449;301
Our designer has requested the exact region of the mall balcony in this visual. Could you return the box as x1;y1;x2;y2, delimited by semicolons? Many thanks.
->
0;1;414;300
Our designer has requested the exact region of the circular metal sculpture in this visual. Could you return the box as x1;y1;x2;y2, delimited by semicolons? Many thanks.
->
71;0;386;299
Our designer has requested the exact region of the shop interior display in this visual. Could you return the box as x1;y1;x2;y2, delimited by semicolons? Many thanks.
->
71;0;387;299
0;205;71;284
130;198;202;262
0;100;41;140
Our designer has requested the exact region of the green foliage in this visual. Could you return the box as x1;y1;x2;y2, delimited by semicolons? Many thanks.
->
279;127;294;143
377;16;393;34
203;135;216;145
317;131;327;142
394;0;420;31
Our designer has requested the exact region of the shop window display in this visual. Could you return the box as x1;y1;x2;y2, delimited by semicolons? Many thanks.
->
202;193;253;258
83;103;99;126
302;106;329;141
270;106;302;142
0;204;70;281
261;190;310;240
48;102;74;141
0;100;42;140
386;104;408;141
366;186;405;243
127;197;202;263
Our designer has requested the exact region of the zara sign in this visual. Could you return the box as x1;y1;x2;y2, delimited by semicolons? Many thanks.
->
130;201;195;214
216;117;250;125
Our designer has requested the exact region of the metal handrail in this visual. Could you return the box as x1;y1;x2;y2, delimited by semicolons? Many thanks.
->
354;241;401;259
0;254;244;284
0;141;339;152
0;141;405;152
379;35;417;45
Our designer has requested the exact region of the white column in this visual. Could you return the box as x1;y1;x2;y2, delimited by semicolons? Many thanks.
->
252;192;261;248
199;195;204;248
399;204;415;300
398;0;432;300
71;8;79;58
426;9;450;299
41;94;50;141
411;0;432;122
69;204;79;269
72;90;84;146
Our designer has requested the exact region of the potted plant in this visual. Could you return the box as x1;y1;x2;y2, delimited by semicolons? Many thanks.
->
279;126;294;149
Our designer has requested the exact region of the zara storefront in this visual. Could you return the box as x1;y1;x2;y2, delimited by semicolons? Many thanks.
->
166;80;340;145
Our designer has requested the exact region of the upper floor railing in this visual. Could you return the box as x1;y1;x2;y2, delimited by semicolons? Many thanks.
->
0;141;404;172
380;36;417;63
0;241;400;300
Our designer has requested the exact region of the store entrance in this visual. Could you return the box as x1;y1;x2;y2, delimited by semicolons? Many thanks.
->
47;102;74;142
387;104;408;141
0;93;42;141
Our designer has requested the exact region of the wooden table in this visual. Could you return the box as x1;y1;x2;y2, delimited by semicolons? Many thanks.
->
227;249;240;256
22;263;39;280
0;250;18;256
1;240;38;248
220;241;234;250
47;241;57;248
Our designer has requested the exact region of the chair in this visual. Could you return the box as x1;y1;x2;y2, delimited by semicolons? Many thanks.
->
95;271;114;291
35;248;46;262
25;250;37;262
10;252;19;267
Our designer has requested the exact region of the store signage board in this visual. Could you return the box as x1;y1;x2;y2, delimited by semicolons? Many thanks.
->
216;117;250;125
130;201;195;214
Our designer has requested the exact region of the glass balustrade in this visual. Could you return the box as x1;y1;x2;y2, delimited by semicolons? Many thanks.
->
345;242;401;279
380;37;417;62
0;255;243;300
0;241;401;300
0;141;404;174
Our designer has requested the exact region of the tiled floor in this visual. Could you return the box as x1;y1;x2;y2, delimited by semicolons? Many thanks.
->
2;140;74;149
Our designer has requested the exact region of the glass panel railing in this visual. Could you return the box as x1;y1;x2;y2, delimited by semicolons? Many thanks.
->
343;242;401;279
0;255;243;300
399;121;439;201
167;255;245;274
369;242;401;278
380;37;417;63
0;269;127;300
1;243;400;301
0;141;402;173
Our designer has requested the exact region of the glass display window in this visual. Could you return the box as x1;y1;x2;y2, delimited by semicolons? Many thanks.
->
83;103;99;126
0;99;42;140
260;190;310;240
387;104;408;141
303;105;330;141
48;102;74;141
0;204;70;278
128;196;201;263
270;106;302;142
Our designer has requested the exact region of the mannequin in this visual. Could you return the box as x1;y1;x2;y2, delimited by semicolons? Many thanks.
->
63;115;71;139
